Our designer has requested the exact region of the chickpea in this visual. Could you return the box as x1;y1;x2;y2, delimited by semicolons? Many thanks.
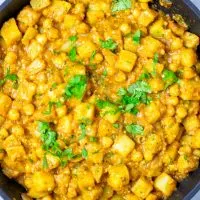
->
23;103;35;116
0;128;9;140
101;137;113;149
36;34;47;45
5;52;17;64
166;96;179;106
176;105;187;119
11;124;24;136
76;23;90;34
166;105;175;117
8;109;20;121
131;150;143;162
169;84;179;97
43;18;52;29
73;3;85;15
56;105;67;118
115;71;126;82
120;23;131;35
94;53;103;64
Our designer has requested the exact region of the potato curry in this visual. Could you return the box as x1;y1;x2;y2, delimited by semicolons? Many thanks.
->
0;0;199;199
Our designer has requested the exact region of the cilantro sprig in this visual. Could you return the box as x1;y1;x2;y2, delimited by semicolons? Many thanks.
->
118;81;151;115
43;101;63;115
64;75;87;100
162;69;178;89
126;124;144;136
0;68;19;89
111;0;132;12
38;121;77;167
133;30;142;44
100;39;117;51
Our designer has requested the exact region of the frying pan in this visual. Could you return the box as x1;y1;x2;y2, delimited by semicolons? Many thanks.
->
0;0;200;199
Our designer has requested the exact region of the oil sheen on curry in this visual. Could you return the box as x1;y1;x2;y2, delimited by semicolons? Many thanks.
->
0;0;199;199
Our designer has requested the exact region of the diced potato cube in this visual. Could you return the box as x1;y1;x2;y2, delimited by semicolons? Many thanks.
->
87;143;104;164
64;14;80;29
102;49;117;68
181;48;197;68
146;194;158;200
25;171;55;198
17;6;40;26
179;80;200;100
87;10;104;25
1;18;22;46
82;186;102;200
154;173;176;197
184;115;199;132
98;119;115;137
27;58;45;75
116;50;137;72
112;135;135;157
27;40;43;60
91;164;103;183
101;106;121;124
177;155;198;174
57;115;72;137
150;18;165;38
77;40;97;59
0;93;12;117
30;0;51;10
143;134;162;161
78;171;95;191
43;1;71;22
138;9;157;27
46;154;60;170
165;122;180;144
132;177;153;199
124;36;138;53
183;32;199;49
191;129;200;148
124;194;141;200
16;80;36;103
148;78;164;92
22;27;38;45
138;36;164;58
74;103;95;122
107;164;129;191
163;142;179;165
144;102;161;124
5;146;26;162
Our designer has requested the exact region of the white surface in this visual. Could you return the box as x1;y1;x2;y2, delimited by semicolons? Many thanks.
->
0;0;199;199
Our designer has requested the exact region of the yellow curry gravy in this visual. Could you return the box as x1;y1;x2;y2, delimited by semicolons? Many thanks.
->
0;0;199;199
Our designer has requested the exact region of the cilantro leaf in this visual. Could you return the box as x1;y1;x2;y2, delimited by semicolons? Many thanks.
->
69;35;78;42
113;123;120;129
79;123;87;140
100;39;117;51
111;0;132;12
96;99;114;109
162;69;178;88
42;154;49;169
69;47;77;62
127;81;151;94
118;88;127;96
61;148;74;160
133;30;141;44
139;72;151;81
126;124;144;135
43;101;63;115
89;137;97;142
90;50;96;63
118;81;151;115
0;68;19;88
82;148;88;159
152;53;159;77
64;75;87;100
